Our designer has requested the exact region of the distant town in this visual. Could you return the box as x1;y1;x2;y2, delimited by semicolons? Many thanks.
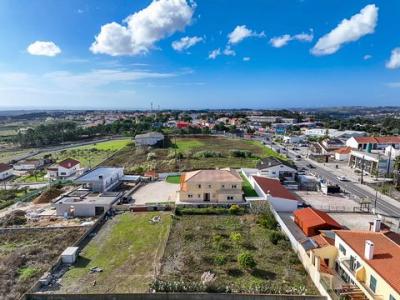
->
1;107;400;300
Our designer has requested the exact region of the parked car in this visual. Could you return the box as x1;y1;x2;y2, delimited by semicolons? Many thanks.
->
307;163;316;169
337;176;349;181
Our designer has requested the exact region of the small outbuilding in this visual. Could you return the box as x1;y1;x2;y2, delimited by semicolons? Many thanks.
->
293;207;341;237
61;246;79;264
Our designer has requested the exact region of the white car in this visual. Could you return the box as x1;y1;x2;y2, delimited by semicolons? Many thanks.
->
337;176;349;181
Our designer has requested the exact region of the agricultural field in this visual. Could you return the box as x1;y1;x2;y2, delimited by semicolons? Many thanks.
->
0;148;37;164
0;227;86;300
157;214;317;294
56;212;172;294
104;136;285;173
35;139;132;168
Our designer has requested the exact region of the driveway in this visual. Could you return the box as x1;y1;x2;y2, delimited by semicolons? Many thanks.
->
132;181;179;205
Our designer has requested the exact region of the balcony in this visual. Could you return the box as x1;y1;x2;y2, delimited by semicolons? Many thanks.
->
320;273;367;300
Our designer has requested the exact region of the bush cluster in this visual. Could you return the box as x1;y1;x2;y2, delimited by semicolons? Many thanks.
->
230;149;252;158
193;150;223;158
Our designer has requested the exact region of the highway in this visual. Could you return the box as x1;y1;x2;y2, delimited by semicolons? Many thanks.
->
272;142;400;217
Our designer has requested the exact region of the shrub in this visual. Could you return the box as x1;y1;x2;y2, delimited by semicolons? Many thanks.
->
230;232;242;244
257;212;278;230
193;150;223;158
230;149;252;158
237;252;256;270
214;255;227;266
229;204;241;215
147;152;157;161
268;231;286;245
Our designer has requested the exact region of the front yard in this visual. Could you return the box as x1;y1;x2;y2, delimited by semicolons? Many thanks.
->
157;214;317;294
58;212;172;293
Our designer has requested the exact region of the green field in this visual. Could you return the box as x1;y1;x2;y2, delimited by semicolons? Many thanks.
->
158;214;316;294
165;175;181;184
104;136;286;173
14;171;47;183
35;139;132;168
241;175;258;197
59;212;172;293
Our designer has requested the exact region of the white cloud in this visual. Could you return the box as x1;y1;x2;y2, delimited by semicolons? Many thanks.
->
223;46;236;56
243;57;251;61
27;41;61;57
228;25;264;44
311;4;378;56
270;31;313;48
386;48;400;69
172;36;203;52
363;54;372;60
270;34;292;48
208;48;221;59
90;0;196;56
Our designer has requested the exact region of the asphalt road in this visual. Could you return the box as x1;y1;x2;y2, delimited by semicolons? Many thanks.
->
273;143;400;217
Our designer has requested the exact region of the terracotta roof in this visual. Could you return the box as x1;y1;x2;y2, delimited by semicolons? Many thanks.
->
252;176;299;201
335;230;400;294
335;147;352;154
0;163;12;173
294;207;342;229
354;136;400;144
58;158;80;169
320;259;335;275
180;169;241;192
312;233;335;248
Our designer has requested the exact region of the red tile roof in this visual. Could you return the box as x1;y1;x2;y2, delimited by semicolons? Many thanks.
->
354;136;400;144
252;176;299;201
58;158;80;169
335;147;352;154
294;207;342;229
0;163;12;173
335;230;400;294
312;233;335;248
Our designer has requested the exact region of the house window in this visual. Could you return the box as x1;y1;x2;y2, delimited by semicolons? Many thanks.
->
198;194;201;198
221;184;225;188
188;194;193;198
389;295;396;300
369;275;377;293
208;185;212;188
227;196;234;200
272;171;276;175
339;244;346;255
198;184;201;188
232;185;237;188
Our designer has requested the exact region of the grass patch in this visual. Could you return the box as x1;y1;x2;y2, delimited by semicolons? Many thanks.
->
165;175;181;184
104;136;283;173
158;215;316;294
59;212;172;293
241;175;258;197
14;171;47;183
18;267;41;281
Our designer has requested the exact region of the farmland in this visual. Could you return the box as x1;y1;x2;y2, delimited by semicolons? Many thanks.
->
104;136;285;173
157;214;317;294
0;227;86;300
57;212;172;293
35;139;132;168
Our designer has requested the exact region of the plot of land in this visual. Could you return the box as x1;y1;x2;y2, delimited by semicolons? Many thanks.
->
0;227;86;300
133;181;179;205
104;136;283;173
35;139;132;168
159;214;317;294
57;212;172;293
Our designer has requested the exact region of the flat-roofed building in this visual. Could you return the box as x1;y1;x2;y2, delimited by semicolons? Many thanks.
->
75;167;124;193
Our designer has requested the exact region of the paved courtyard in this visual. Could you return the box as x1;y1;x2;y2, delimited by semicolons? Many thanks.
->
132;180;179;205
295;191;360;211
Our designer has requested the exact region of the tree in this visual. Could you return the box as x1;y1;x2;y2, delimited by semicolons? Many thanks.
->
238;252;256;270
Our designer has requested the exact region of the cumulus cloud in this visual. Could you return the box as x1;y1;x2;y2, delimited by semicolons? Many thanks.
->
208;48;221;59
311;4;378;56
172;36;203;52
228;25;264;44
243;57;251;61
386;48;400;69
363;54;372;60
90;0;196;56
223;46;236;56
270;32;313;48
27;41;61;57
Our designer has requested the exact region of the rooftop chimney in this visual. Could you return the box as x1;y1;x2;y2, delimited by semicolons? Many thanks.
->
364;240;374;260
373;219;381;232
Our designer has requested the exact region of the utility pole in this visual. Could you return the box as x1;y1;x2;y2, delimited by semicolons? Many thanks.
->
360;155;365;185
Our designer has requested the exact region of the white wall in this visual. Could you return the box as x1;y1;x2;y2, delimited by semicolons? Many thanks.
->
346;137;359;149
0;169;12;180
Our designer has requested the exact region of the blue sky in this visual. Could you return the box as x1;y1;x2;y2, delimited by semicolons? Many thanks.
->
0;0;400;110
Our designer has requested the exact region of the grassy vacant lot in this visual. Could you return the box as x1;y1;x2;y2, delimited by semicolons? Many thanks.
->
166;175;181;184
158;215;316;294
0;227;86;300
58;212;172;293
241;175;258;197
0;148;37;164
14;170;47;183
104;136;284;173
36;139;132;168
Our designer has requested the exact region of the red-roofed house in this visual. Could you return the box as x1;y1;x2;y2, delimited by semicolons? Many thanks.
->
176;121;190;129
250;175;300;211
334;146;352;161
294;207;342;236
47;158;81;179
346;136;400;151
0;163;13;180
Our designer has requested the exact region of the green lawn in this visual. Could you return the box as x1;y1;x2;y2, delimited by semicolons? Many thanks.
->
165;175;181;184
241;175;258;197
75;139;131;151
14;171;47;183
59;212;172;293
175;138;205;151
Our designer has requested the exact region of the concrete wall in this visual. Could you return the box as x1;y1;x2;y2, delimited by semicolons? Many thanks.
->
25;293;326;300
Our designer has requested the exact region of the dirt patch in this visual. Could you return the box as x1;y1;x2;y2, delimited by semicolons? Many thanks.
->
0;227;86;300
33;188;64;204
